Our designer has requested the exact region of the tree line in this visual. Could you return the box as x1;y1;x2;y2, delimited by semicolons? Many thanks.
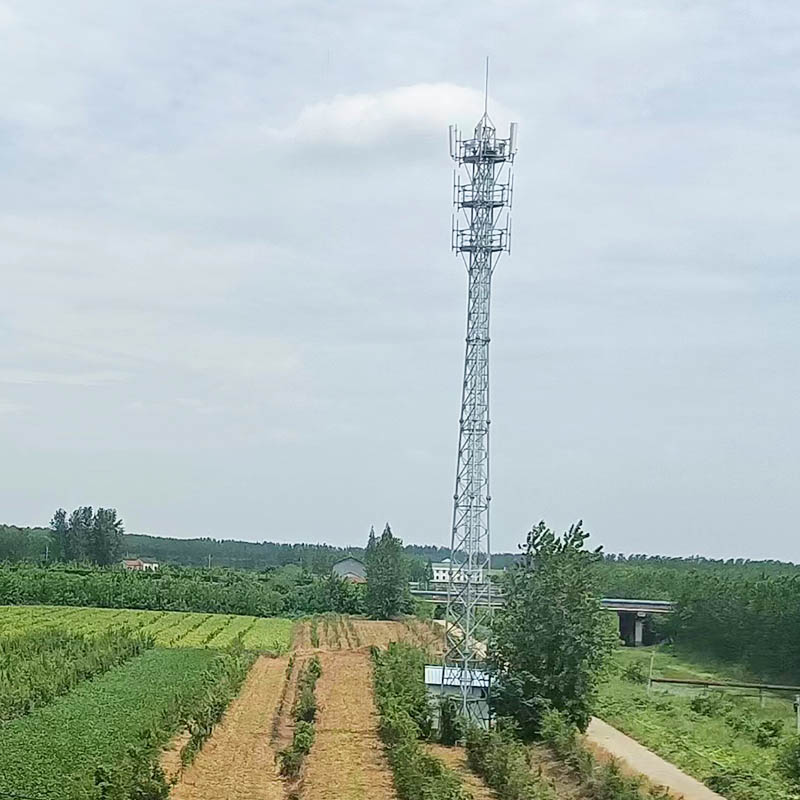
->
0;563;364;617
592;560;800;680
49;507;124;566
0;516;458;576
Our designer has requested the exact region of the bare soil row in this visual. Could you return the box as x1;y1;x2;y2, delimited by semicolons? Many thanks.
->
163;620;407;800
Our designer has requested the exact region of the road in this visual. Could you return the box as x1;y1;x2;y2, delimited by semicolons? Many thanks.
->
586;717;726;800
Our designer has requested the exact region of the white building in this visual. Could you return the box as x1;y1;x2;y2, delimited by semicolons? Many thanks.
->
121;558;159;572
431;558;484;584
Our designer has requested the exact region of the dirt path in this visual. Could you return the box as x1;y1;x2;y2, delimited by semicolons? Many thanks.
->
526;743;592;800
169;656;287;800
586;718;726;800
302;650;396;800
272;656;300;751
160;729;192;784
348;619;417;649
426;743;497;800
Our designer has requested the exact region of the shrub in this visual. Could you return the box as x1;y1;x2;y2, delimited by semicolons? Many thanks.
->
438;697;466;746
539;710;593;779
293;656;321;723
372;642;432;739
705;766;764;799
465;724;554;800
754;718;784;747
278;659;322;778
539;709;670;800
278;746;304;778
778;734;800;785
621;660;647;684
372;645;467;800
690;691;732;717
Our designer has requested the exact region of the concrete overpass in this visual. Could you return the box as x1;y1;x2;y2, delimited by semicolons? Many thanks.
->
409;585;674;646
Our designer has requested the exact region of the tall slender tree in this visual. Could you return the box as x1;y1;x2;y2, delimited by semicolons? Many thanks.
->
365;523;409;619
89;508;124;566
65;506;92;562
49;509;68;561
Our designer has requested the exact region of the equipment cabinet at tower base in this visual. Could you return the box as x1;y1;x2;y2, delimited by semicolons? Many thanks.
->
424;664;491;730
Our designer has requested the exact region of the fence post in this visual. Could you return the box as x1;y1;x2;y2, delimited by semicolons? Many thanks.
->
647;649;656;695
795;694;800;734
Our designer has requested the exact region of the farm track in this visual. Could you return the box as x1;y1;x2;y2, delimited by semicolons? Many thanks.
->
586;718;726;800
301;650;396;800
169;655;288;800
425;744;497;800
525;744;592;800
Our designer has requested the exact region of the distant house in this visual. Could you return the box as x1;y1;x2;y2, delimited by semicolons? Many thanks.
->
331;556;366;583
122;558;159;572
431;558;483;584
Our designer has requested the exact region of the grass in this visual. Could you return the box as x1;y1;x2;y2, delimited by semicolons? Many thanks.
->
597;646;800;799
0;604;294;652
0;647;218;798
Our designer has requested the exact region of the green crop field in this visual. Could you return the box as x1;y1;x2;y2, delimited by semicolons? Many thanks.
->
0;647;219;798
598;646;799;800
0;604;295;652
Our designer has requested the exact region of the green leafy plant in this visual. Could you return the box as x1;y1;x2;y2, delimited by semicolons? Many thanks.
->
278;656;322;778
0;626;153;722
538;709;671;799
621;660;647;684
690;691;733;717
438;697;466;746
465;724;554;800
372;644;467;800
490;521;617;737
754;718;784;747
778;734;800;785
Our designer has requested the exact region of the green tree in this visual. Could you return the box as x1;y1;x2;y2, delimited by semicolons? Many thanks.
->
88;508;124;566
365;523;409;619
65;507;92;562
489;520;616;737
50;509;68;562
423;559;434;587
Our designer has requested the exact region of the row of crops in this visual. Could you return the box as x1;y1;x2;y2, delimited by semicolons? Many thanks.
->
0;626;152;721
0;604;294;652
0;604;295;798
0;646;253;798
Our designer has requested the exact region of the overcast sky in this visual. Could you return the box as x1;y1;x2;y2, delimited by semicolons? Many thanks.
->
1;1;798;559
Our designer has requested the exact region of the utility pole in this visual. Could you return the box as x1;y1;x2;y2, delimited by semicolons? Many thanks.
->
443;63;518;726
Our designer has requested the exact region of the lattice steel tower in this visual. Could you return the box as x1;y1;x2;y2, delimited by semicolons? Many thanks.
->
444;84;517;724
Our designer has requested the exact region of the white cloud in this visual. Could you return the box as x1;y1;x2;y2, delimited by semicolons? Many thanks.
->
266;83;515;148
0;369;127;386
0;4;15;29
